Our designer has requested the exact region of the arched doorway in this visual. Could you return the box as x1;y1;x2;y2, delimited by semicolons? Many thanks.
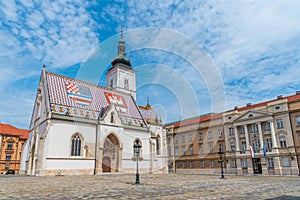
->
102;157;111;172
102;134;120;172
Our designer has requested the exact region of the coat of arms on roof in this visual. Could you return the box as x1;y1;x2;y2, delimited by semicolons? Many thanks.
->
66;82;92;106
104;92;127;113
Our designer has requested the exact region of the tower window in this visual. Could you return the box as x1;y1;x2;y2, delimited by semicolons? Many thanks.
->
110;79;113;88
124;79;129;89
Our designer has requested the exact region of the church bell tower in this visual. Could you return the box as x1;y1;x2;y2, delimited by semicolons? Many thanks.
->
106;29;136;99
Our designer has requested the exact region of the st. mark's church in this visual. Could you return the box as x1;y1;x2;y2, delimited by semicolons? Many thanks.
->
20;33;168;176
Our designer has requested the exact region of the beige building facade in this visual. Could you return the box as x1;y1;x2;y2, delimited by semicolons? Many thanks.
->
165;92;300;176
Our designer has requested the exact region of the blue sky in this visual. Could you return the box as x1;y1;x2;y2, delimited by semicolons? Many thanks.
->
1;0;300;129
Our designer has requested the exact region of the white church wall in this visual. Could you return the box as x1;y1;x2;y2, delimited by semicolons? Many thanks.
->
46;159;94;170
46;120;96;158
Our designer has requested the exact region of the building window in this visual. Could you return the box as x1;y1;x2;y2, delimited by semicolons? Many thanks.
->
124;79;129;89
182;146;186;156
250;124;258;133
219;143;224;152
183;161;186;169
71;133;82;156
175;148;179;156
199;146;204;155
230;143;235;152
241;159;247;168
7;142;13;150
199;133;203;140
218;130;223;137
240;126;245;134
282;157;289;167
208;131;212;139
5;165;10;170
267;158;274;168
210;160;215;168
175;136;178;144
189;146;193;155
167;137;171;144
188;135;193;142
175;161;179;169
6;154;11;160
264;122;271;131
279;136;287;148
168;148;172;157
209;142;213;153
277;119;284;129
181;135;185;143
110;79;113;87
231;159;236;168
229;127;234;135
190;161;194;169
266;138;272;152
253;140;260;153
296;116;300;126
201;160;205;168
241;141;246;154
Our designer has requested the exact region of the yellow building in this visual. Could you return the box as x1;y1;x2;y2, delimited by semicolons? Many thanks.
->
165;92;300;176
0;123;28;174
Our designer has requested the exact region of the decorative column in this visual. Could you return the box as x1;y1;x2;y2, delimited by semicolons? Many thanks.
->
270;121;278;148
257;122;264;150
234;126;240;151
243;125;250;150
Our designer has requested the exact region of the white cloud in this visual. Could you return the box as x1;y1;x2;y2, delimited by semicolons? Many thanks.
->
100;0;300;116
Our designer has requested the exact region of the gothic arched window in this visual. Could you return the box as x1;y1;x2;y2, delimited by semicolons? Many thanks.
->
71;133;82;156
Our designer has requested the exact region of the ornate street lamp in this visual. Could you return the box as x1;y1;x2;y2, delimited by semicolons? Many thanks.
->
218;147;225;179
133;141;141;184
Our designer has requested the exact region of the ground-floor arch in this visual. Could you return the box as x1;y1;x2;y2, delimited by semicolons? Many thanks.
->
102;133;121;173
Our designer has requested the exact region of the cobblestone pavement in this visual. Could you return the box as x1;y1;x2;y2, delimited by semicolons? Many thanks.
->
0;174;299;200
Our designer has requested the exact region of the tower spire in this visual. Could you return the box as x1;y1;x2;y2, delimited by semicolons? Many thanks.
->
118;27;125;56
120;26;123;40
146;96;151;110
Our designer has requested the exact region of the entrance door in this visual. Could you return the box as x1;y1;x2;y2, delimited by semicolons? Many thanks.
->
102;157;111;172
252;158;262;174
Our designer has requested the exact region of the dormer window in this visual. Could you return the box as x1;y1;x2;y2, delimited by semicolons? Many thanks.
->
111;112;114;123
248;114;253;118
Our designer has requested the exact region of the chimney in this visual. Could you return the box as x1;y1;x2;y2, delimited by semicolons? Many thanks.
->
296;90;300;94
234;106;238;110
247;103;251;106
277;95;283;99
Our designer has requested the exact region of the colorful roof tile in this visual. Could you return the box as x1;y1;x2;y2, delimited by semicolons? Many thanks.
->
46;71;145;127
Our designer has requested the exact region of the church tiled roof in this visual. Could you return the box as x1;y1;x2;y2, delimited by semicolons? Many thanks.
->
46;71;146;127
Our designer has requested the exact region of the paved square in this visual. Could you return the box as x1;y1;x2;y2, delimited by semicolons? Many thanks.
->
0;174;299;199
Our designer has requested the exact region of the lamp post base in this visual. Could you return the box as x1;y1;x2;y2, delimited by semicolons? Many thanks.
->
135;173;140;184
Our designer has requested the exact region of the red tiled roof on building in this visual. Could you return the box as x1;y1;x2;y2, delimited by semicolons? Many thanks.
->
0;123;29;139
164;113;222;128
164;92;300;128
